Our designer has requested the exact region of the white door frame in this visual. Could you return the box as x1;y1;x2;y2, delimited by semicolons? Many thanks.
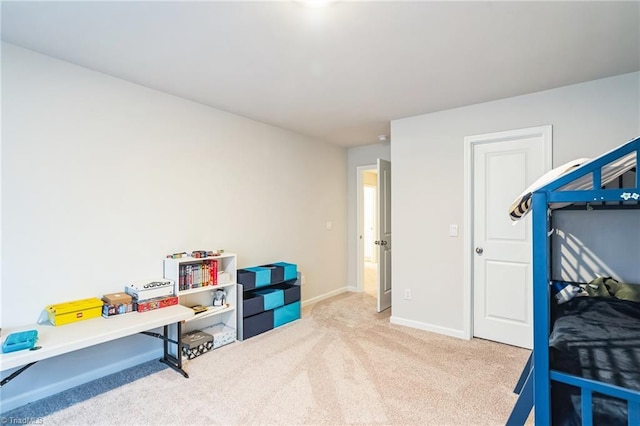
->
462;125;552;340
356;164;377;293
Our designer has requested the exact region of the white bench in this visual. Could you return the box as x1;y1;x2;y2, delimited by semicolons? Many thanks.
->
0;305;194;387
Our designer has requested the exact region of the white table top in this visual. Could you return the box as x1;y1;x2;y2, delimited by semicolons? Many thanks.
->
1;305;194;371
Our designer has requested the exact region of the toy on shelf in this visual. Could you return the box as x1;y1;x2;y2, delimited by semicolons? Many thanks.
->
213;289;227;307
166;252;188;259
167;250;225;259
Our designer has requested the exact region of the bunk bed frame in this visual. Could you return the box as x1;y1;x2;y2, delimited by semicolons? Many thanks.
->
508;136;640;425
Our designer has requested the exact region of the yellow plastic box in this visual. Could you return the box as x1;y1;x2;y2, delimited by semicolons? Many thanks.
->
46;298;104;326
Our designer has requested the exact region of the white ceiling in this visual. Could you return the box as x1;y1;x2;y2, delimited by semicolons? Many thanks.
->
2;1;639;147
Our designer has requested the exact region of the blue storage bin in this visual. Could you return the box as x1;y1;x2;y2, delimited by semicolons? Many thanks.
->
237;266;271;290
272;262;297;281
261;264;284;284
254;288;285;311
237;269;256;290
273;301;301;328
272;283;301;305
244;310;274;339
243;293;264;318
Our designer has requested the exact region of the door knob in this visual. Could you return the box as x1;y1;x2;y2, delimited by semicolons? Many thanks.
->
475;247;483;255
380;240;388;246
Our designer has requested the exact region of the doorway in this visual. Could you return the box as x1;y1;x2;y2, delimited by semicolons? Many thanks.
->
357;166;378;299
463;126;552;349
363;183;377;297
357;160;392;312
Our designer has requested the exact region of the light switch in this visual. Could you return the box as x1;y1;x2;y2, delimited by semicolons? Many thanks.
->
449;224;459;237
326;221;333;230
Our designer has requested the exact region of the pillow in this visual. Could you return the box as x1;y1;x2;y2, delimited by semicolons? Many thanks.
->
601;277;640;302
508;158;591;221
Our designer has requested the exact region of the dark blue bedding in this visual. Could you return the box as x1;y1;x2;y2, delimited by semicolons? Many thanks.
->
549;296;640;425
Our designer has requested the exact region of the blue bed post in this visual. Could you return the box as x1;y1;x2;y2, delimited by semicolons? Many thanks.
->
532;190;551;425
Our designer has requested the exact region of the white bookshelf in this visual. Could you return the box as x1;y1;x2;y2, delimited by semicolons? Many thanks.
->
163;253;237;345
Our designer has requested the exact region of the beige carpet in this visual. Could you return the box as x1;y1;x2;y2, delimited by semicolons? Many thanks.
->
9;292;531;425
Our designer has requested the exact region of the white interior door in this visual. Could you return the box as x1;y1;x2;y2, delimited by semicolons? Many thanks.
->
471;127;551;349
376;159;391;312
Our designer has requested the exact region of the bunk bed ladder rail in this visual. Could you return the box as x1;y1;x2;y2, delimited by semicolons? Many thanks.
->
506;352;534;425
550;370;640;426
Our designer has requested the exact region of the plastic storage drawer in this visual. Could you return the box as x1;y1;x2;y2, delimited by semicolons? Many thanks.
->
237;267;271;290
272;262;297;281
243;292;265;318
254;288;285;311
260;264;285;284
273;301;301;328
272;283;301;305
243;310;274;339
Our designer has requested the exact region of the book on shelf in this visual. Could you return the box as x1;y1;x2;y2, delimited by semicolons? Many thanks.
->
178;259;219;291
191;305;208;314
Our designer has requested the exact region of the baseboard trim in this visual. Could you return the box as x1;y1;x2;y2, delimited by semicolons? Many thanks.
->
301;286;352;308
390;316;467;340
0;348;162;413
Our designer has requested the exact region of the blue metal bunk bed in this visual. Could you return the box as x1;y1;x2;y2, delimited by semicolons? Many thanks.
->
508;136;640;425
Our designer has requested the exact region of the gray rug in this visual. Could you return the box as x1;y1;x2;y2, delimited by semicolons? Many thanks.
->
3;360;167;419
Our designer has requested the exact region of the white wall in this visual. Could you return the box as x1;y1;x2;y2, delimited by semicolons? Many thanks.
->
390;72;640;337
552;210;640;284
346;143;391;290
0;43;347;410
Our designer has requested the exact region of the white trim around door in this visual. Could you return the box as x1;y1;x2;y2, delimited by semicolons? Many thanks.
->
462;125;552;341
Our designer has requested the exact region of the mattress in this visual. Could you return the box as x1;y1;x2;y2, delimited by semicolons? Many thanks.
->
509;151;636;221
549;296;640;425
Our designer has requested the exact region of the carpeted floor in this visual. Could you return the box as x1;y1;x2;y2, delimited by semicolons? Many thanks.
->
3;292;531;425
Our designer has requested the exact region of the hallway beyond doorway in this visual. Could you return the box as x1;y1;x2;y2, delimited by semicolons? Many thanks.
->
364;261;376;297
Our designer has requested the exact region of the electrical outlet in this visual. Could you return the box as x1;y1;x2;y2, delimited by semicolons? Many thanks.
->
301;275;306;285
404;289;412;300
